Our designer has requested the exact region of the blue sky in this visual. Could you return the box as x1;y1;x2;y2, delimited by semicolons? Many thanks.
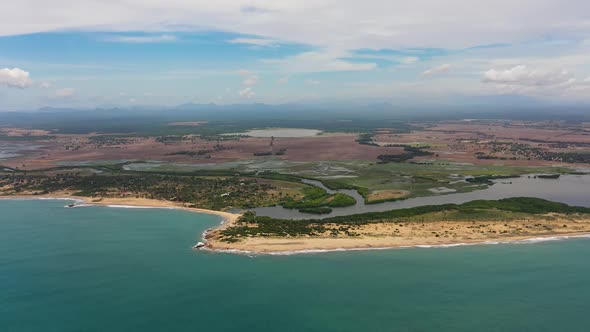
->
1;1;590;110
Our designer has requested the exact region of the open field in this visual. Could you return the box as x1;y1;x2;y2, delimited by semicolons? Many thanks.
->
0;134;404;169
373;120;590;165
4;120;590;170
2;119;589;203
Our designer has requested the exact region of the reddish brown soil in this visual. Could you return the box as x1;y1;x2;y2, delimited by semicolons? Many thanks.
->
4;120;590;170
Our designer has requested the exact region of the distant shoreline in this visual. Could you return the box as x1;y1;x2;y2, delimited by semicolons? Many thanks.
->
0;194;242;230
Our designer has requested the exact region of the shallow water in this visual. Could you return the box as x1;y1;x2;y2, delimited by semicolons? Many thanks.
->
255;174;590;219
2;199;590;331
0;142;41;160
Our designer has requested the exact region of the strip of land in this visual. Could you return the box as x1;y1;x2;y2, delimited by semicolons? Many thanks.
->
205;197;590;253
206;217;590;253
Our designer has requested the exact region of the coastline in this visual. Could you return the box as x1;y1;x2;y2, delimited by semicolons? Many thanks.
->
206;231;590;255
205;214;590;254
4;194;590;255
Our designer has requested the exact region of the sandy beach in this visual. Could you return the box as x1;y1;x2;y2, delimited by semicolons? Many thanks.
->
0;194;242;228
206;217;590;254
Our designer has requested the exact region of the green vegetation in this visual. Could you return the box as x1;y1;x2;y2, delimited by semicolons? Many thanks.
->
281;186;357;212
218;197;590;241
298;207;333;214
466;175;518;185
328;193;357;207
280;161;573;200
0;173;292;211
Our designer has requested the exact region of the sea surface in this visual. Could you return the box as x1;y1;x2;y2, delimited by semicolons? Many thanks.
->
2;199;590;332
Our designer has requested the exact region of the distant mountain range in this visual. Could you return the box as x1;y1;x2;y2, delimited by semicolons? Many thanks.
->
1;97;590;129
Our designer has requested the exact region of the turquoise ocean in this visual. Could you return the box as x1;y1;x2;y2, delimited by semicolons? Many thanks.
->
1;199;590;332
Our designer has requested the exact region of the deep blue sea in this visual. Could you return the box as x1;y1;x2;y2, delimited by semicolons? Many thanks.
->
2;199;590;332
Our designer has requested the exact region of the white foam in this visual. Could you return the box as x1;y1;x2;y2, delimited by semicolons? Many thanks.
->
1;197;84;204
104;204;166;209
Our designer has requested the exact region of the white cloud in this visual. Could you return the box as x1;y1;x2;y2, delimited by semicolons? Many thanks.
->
227;38;276;46
0;68;32;88
477;64;590;99
39;81;52;89
55;88;76;98
422;64;452;77
401;57;419;65
482;65;574;86
2;1;590;50
264;51;376;73
306;79;320;85
277;76;289;84
238;87;255;98
105;34;177;43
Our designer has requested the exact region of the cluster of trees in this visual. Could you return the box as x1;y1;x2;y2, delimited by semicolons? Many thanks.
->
0;173;278;211
87;135;132;147
166;144;231;158
377;146;434;163
356;133;379;146
476;141;590;164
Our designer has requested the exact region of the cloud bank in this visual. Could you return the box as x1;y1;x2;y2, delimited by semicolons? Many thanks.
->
0;68;32;88
482;65;575;86
3;1;590;50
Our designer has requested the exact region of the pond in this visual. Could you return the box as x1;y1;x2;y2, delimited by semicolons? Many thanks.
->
223;128;322;138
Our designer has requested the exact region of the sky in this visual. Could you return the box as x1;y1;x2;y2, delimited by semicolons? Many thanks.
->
1;0;590;110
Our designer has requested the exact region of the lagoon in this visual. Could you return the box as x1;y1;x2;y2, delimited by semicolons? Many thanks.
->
254;174;590;219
